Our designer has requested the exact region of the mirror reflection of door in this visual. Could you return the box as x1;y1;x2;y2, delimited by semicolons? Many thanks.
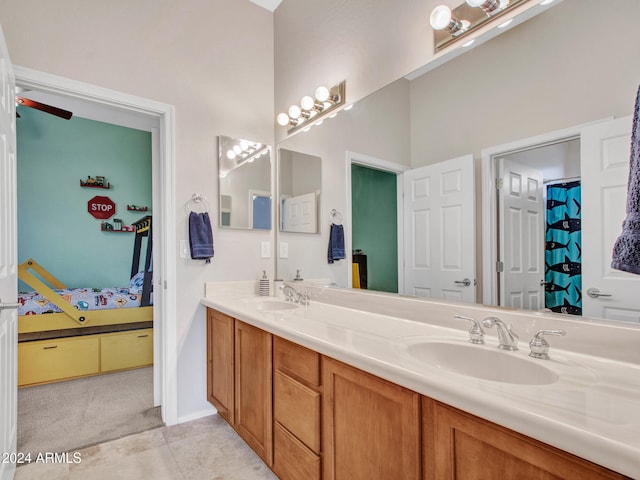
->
351;164;398;293
497;158;545;310
403;155;475;303
250;191;271;230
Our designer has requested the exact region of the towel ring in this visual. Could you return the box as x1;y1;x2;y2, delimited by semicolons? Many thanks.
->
330;209;343;225
186;193;210;215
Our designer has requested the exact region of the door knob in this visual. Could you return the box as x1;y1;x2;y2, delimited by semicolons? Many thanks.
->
454;278;472;287
586;288;612;299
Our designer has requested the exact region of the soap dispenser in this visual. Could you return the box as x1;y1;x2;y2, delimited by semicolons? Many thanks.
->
259;270;270;296
294;269;303;281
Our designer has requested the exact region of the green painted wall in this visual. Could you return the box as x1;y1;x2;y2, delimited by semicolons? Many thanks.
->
351;164;398;293
17;107;152;290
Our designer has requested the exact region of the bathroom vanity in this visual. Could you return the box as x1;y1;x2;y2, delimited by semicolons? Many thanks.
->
201;282;640;479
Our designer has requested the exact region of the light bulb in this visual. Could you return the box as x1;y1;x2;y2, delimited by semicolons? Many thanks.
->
430;5;452;30
300;95;315;110
233;145;241;155
226;150;235;160
239;141;248;151
315;86;330;102
288;104;302;119
277;113;290;126
466;0;485;6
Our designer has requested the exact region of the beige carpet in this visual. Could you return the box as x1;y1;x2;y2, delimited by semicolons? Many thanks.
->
18;367;164;457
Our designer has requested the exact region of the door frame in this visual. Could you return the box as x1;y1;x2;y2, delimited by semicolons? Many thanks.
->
345;151;407;291
480;119;610;307
14;66;178;426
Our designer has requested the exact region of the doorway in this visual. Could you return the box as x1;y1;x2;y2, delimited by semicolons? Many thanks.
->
346;151;406;293
14;66;177;426
494;139;581;312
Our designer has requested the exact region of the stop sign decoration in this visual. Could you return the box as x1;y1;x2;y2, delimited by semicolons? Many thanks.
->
88;196;116;220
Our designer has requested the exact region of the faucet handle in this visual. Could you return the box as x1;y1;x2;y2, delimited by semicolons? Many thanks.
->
529;329;566;360
453;314;485;345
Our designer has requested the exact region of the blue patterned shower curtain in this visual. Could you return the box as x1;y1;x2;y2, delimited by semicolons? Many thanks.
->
545;181;582;315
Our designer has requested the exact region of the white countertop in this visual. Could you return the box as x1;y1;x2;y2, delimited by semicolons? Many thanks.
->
201;283;640;478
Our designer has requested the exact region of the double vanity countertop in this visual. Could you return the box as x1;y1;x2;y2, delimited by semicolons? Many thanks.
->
201;282;640;478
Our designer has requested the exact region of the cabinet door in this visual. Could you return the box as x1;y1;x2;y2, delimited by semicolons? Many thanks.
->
323;357;421;480
424;398;628;480
235;320;273;466
206;308;234;424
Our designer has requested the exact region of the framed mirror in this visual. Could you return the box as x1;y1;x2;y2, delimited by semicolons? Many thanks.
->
218;135;272;230
278;148;321;234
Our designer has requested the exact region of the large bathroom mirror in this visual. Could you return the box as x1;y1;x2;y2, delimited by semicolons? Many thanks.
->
218;135;272;230
274;0;640;325
278;148;322;234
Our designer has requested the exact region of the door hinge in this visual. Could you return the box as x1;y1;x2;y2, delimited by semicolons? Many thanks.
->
496;261;504;273
495;178;503;190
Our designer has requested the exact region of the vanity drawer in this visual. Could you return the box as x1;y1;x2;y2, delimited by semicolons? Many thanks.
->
274;370;321;452
101;328;153;372
273;421;321;480
274;336;321;387
18;336;100;386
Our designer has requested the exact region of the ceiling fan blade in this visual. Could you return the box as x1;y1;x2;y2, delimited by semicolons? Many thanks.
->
15;96;73;120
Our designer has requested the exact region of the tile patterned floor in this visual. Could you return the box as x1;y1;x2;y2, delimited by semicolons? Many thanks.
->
14;415;278;479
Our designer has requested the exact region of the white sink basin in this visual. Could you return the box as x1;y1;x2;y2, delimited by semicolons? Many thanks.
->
405;341;559;385
254;299;299;311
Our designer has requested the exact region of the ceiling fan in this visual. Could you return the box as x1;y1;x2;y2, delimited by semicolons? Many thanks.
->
15;95;73;120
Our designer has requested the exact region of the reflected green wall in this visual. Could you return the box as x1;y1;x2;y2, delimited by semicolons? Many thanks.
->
17;107;152;290
351;164;398;293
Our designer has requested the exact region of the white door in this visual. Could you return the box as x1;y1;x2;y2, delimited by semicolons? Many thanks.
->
282;192;317;233
498;157;545;310
403;155;475;302
581;116;640;322
0;25;18;480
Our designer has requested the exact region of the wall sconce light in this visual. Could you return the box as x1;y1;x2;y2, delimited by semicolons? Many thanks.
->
276;81;346;136
430;0;530;52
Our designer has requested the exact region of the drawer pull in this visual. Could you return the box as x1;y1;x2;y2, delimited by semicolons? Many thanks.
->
43;345;58;350
137;334;149;338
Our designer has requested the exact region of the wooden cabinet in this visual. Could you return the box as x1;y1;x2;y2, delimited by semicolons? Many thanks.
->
423;397;628;480
234;320;273;465
272;337;322;480
206;309;273;465
206;308;235;424
322;356;422;480
205;308;629;480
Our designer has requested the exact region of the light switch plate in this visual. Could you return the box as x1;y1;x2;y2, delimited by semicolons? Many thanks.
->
180;240;189;259
261;241;271;258
279;242;289;259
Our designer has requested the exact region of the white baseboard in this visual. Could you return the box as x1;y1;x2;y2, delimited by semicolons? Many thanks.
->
177;405;217;424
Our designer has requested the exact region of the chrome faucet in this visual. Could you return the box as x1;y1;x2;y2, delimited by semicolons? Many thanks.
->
481;317;519;351
529;329;566;360
280;284;310;306
281;285;297;303
453;314;485;344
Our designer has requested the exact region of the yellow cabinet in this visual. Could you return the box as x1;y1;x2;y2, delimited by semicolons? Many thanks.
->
18;336;100;386
101;329;153;372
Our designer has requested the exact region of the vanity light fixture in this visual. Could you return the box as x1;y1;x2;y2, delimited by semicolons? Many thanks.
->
466;0;509;16
276;80;346;136
430;5;469;36
430;0;530;52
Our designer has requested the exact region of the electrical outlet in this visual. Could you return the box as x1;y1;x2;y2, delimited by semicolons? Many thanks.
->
180;240;189;259
261;241;271;258
279;242;289;259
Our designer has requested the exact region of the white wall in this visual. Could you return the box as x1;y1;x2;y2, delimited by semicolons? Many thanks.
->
0;0;274;420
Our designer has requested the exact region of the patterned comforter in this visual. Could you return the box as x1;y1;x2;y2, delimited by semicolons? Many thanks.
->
18;287;145;316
